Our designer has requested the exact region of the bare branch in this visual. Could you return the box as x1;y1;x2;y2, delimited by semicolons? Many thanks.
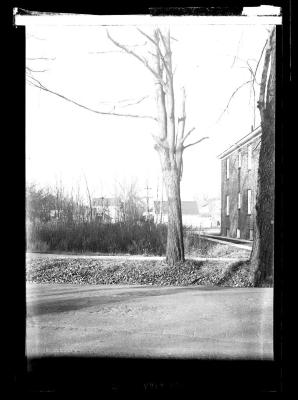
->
106;30;160;81
219;37;268;126
183;136;209;150
246;61;260;85
176;87;187;145
98;96;150;111
26;66;48;73
117;95;149;108
145;29;171;79
148;51;159;58
155;39;171;78
182;127;196;144
231;32;243;68
254;38;268;78
258;28;275;118
157;28;169;55
136;28;157;46
217;80;253;123
26;74;156;120
246;62;256;128
89;42;148;55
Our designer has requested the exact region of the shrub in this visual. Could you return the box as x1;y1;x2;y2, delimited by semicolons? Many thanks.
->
27;220;168;255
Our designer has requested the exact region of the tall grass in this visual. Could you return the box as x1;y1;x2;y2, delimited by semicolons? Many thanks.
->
27;220;168;255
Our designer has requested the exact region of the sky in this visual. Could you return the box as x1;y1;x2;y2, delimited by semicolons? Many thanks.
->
25;17;272;203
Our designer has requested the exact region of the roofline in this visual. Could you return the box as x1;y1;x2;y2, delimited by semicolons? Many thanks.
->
217;126;262;159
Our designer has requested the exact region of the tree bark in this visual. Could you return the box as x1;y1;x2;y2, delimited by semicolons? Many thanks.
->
250;27;275;287
162;163;184;265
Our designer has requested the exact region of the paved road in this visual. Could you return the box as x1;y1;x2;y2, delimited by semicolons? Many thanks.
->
26;283;273;359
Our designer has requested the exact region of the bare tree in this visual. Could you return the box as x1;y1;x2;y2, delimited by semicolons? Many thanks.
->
107;27;208;265
27;26;208;266
250;27;275;287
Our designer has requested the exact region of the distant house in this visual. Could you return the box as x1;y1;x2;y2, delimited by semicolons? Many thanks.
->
154;200;201;227
218;126;261;240
92;197;123;223
197;198;221;229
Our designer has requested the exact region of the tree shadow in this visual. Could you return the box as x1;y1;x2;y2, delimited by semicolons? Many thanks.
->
216;260;250;286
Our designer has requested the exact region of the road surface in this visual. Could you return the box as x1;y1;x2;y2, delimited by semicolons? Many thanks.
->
26;283;273;359
27;252;249;262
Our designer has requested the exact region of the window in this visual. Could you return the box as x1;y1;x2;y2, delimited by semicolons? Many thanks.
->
236;228;240;239
226;158;230;179
238;152;242;168
249;229;254;240
247;189;252;214
226;195;229;216
238;192;241;209
248;145;252;170
226;228;230;237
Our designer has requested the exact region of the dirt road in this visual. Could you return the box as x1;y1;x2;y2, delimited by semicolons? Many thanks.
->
26;283;273;359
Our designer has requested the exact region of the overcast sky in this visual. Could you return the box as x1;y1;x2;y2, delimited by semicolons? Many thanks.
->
25;18;271;202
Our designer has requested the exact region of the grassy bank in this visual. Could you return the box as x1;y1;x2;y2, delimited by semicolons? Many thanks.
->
26;255;254;287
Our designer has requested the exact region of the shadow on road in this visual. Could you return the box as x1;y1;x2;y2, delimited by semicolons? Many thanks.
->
27;285;233;317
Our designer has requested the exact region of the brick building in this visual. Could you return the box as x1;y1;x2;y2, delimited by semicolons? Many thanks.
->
218;126;262;240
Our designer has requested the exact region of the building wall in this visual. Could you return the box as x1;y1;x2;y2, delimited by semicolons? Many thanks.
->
220;135;261;240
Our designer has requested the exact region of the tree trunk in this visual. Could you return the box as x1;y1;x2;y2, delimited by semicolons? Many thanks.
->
250;27;275;287
158;147;185;266
164;169;184;265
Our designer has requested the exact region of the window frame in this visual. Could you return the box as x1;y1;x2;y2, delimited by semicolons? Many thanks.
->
249;229;254;240
238;152;242;168
226;195;230;216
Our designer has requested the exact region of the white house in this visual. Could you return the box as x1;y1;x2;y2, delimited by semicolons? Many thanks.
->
154;200;201;227
197;198;221;228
